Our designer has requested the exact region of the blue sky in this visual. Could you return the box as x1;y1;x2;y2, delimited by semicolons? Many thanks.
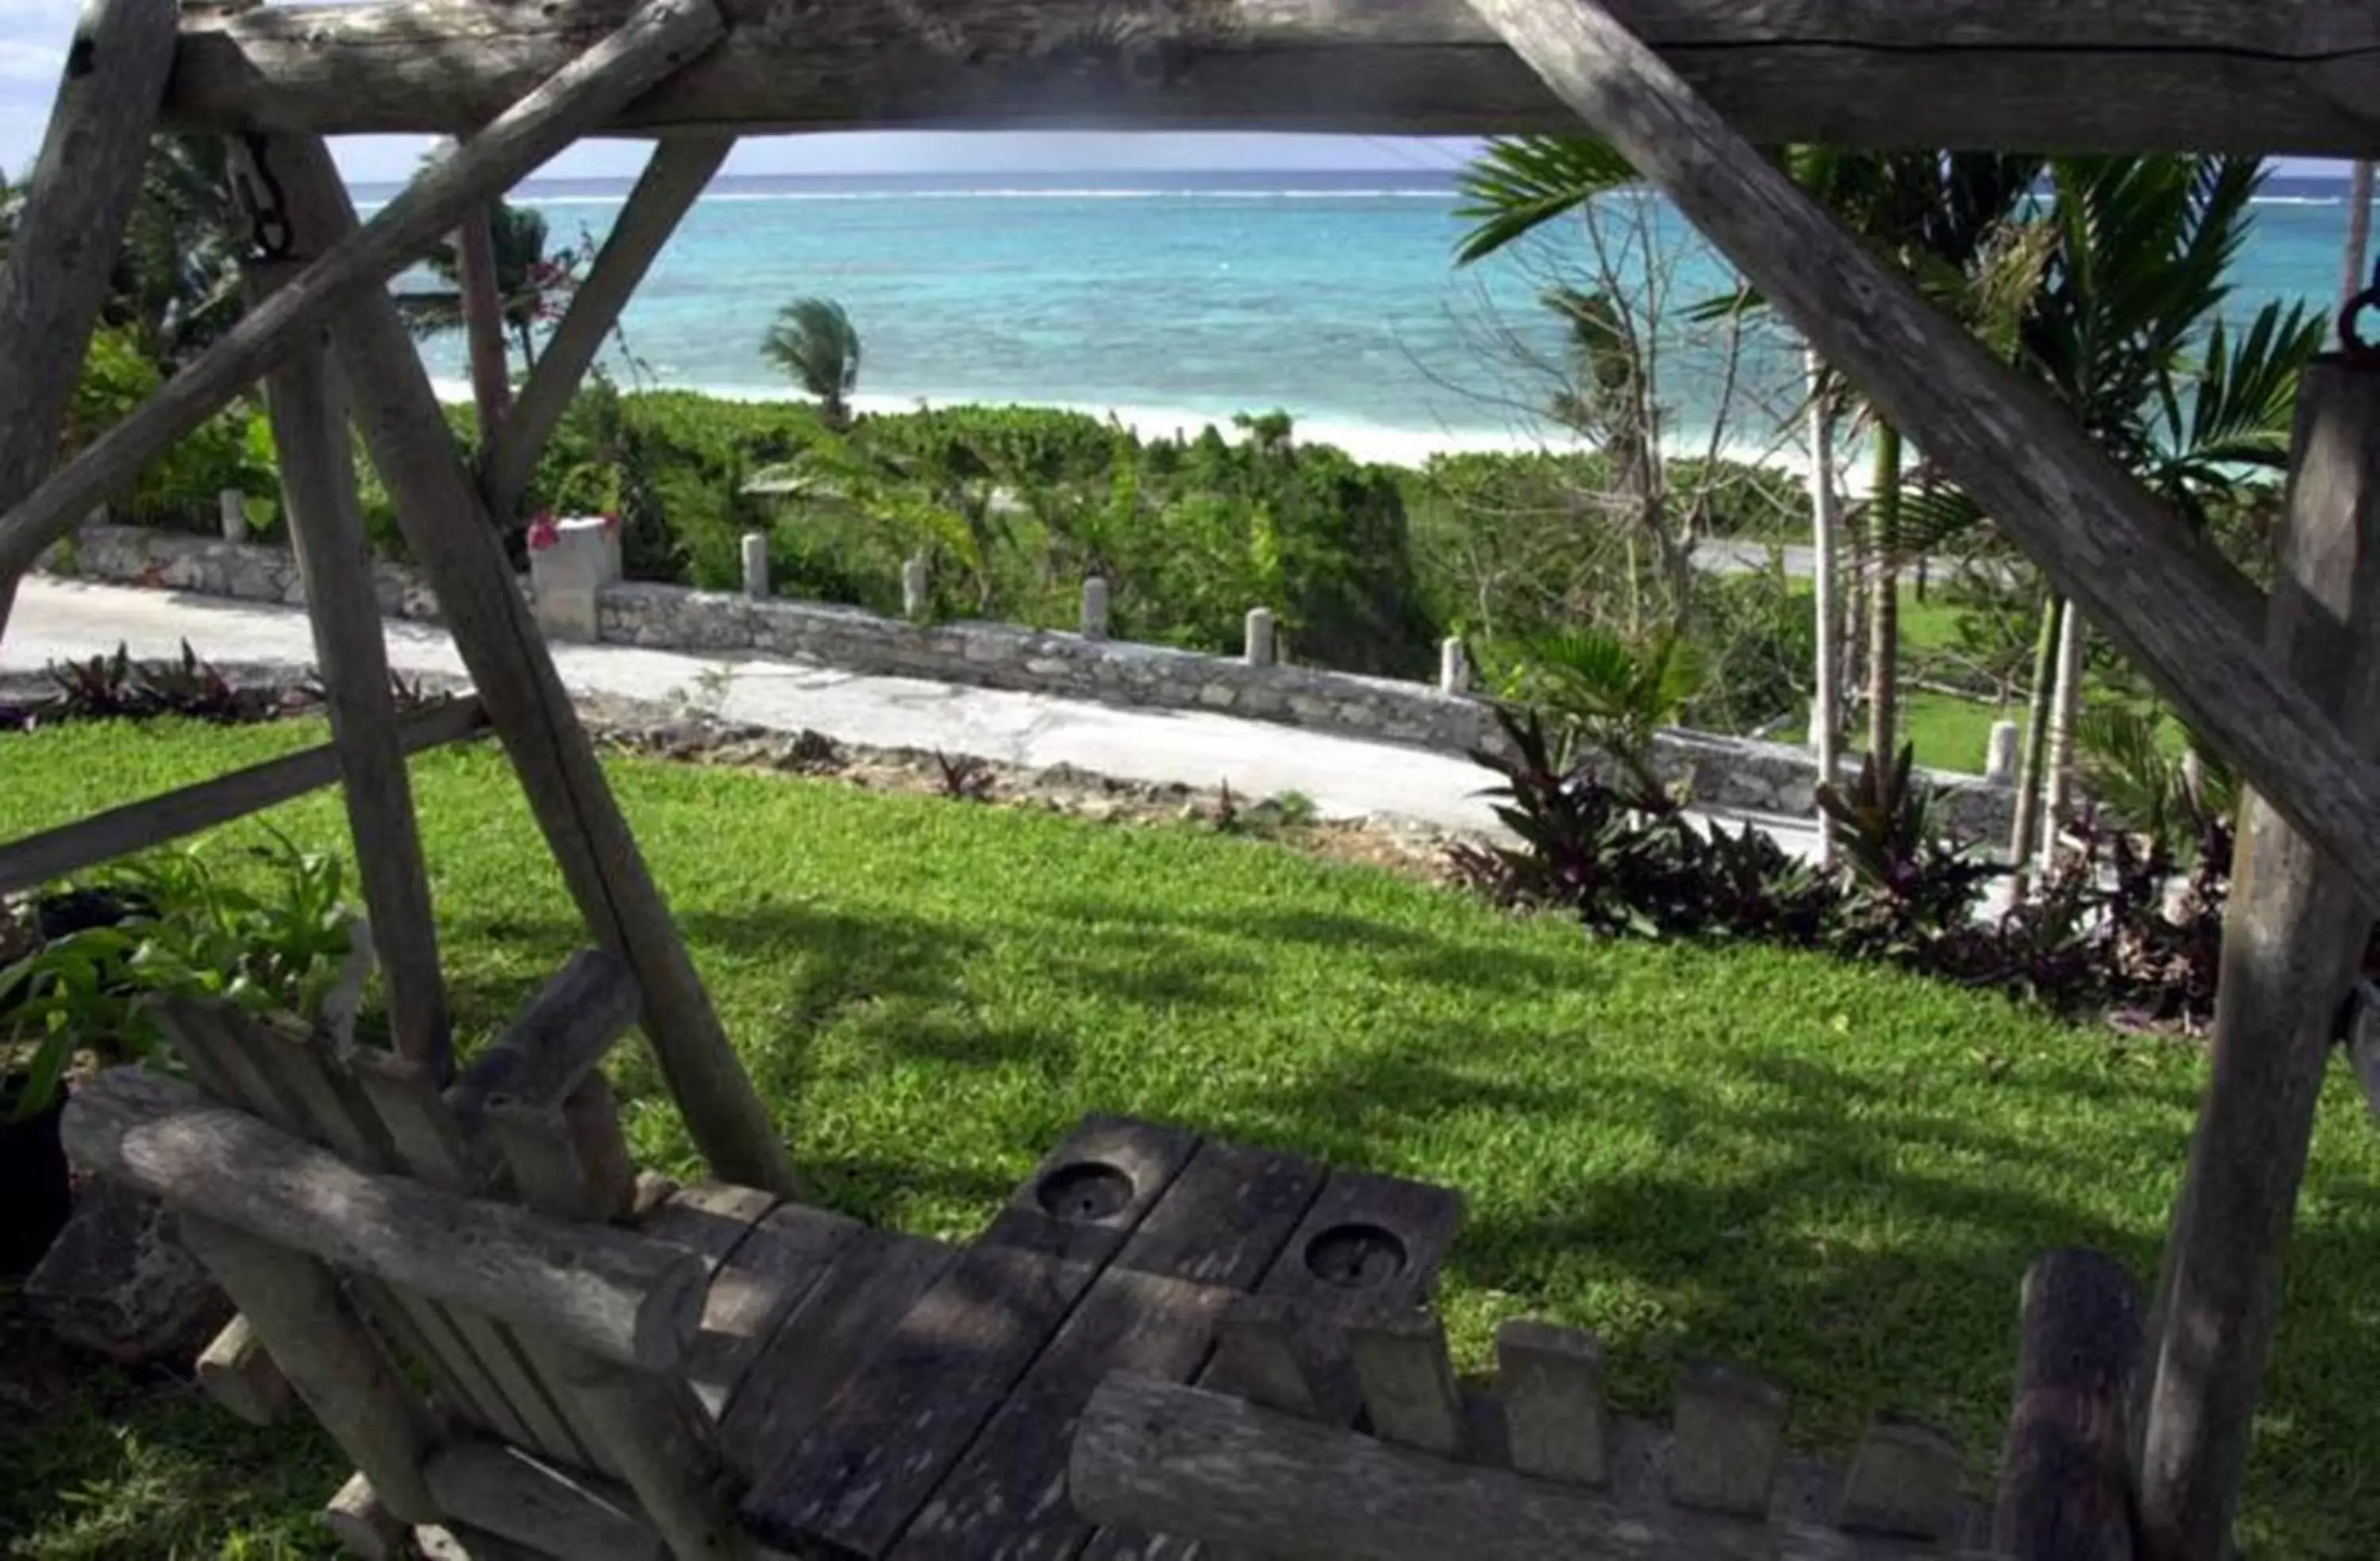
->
0;0;2347;185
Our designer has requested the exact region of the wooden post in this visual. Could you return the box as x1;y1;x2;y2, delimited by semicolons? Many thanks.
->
2138;359;2380;1561
1495;1319;1609;1487
1997;1250;2143;1560
177;1213;441;1524
1806;348;1841;862
2343;163;2376;327
2036;600;2086;873
197;1314;295;1426
258;132;796;1196
0;0;726;597
322;1472;411;1561
1459;0;2380;923
1345;1309;1465;1458
485;136;732;518
0;0;178;642
1669;1363;1787;1518
457;200;516;435
244;235;453;1073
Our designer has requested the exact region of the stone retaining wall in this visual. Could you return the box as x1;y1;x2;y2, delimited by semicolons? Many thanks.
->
42;524;2020;838
47;523;446;623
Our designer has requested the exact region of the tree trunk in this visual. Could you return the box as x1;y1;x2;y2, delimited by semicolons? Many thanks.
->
1806;351;1841;861
2007;590;2062;890
2343;161;2374;316
1865;421;1904;760
2039;596;2086;870
456;201;512;435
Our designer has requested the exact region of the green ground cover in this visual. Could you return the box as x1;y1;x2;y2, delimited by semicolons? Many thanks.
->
4;720;2377;1557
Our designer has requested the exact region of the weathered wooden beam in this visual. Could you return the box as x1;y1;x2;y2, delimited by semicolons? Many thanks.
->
1069;1373;1970;1561
485;136;732;519
457;200;516;437
1465;0;2380;922
322;1472;412;1561
447;949;642;1130
0;695;485;897
2137;359;2380;1561
0;0;724;597
178;1213;442;1524
197;1314;295;1426
260;131;797;1198
160;0;2380;158
62;1067;708;1371
1994;1250;2143;1561
247;247;453;1073
0;0;178;643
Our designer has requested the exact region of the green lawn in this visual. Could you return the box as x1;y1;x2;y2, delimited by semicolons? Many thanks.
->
6;720;2380;1557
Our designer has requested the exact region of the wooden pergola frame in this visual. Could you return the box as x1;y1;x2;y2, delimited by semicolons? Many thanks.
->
2;2;2374;1555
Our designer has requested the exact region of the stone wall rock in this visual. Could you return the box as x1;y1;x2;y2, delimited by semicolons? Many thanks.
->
46;527;2019;839
44;524;446;623
26;1178;230;1364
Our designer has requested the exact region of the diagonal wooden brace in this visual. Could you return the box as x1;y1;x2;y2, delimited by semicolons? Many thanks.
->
1466;0;2380;911
259;131;797;1199
0;0;724;603
0;0;178;642
484;135;735;519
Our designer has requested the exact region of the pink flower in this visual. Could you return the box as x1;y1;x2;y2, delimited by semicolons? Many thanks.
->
526;513;560;551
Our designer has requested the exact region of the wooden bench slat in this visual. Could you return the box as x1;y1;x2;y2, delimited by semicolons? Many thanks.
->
740;1241;1104;1556
979;1115;1199;1268
717;1227;958;1486
640;1186;868;1419
892;1271;1235;1561
894;1137;1326;1560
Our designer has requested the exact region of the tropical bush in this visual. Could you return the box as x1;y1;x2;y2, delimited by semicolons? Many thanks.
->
1453;696;2267;1027
1;835;364;1121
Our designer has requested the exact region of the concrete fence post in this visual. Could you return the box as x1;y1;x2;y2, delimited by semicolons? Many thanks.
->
527;516;623;642
1244;607;1277;667
902;553;931;620
1439;637;1470;695
1081;575;1110;639
740;531;769;600
1986;719;2021;784
218;489;248;543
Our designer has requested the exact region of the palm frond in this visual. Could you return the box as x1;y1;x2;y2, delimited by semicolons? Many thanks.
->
1453;136;1641;264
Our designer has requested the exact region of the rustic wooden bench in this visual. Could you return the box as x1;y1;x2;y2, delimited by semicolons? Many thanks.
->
60;947;1471;1559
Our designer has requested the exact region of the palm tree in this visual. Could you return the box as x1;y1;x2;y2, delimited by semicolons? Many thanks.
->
113;136;248;366
399;201;580;375
762;297;862;430
2005;155;2320;875
1781;150;2044;762
1456;139;2041;759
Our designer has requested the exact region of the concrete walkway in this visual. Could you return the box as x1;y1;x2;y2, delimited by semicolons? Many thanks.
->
4;577;1824;854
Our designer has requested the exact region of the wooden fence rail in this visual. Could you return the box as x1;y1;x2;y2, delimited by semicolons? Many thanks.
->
0;696;486;897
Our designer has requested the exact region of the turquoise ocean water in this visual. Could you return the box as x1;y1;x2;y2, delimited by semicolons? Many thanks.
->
384;168;2363;466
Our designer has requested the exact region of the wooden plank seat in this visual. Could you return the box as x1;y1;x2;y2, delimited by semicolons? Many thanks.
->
735;1122;1466;1559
